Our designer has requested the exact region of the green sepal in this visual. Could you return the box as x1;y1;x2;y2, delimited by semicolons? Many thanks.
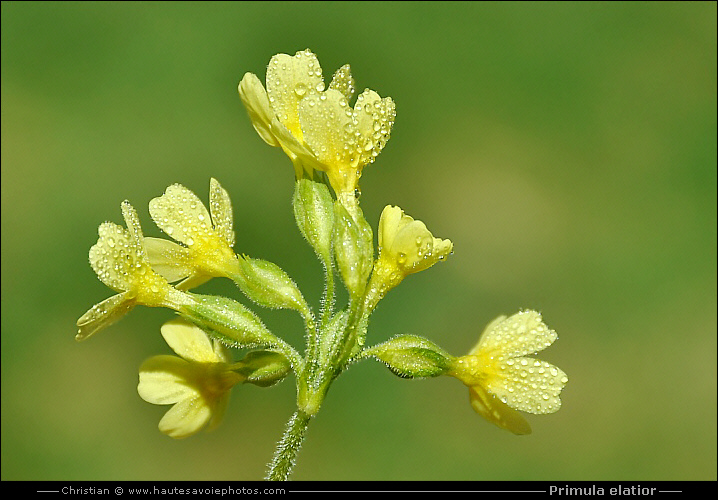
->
179;294;277;349
333;201;373;298
364;334;454;379
317;310;349;367
234;257;309;314
293;179;335;263
235;350;292;387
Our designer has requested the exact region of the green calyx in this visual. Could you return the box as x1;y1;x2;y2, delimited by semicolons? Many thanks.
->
362;334;454;379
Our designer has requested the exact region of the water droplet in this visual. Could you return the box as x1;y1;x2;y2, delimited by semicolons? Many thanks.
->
294;82;307;97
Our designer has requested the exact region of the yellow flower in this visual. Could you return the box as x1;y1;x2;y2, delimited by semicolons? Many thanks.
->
366;206;453;308
76;201;182;341
138;319;245;439
145;178;239;290
239;49;395;205
448;311;568;435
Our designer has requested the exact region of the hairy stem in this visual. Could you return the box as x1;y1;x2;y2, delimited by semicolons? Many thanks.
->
320;259;335;330
266;410;311;481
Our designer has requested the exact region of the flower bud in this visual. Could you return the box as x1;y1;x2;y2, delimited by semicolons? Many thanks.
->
333;201;374;298
366;334;453;379
293;179;335;263
179;294;278;349
235;351;292;387
235;257;309;314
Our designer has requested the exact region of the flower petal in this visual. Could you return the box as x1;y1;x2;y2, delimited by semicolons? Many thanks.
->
469;385;532;435
266;49;324;139
298;89;356;171
138;355;198;405
175;274;213;291
121;201;146;254
157;396;212;439
377;205;406;251
89;222;140;291
485;357;568;415
149;184;213;248
238;72;280;147
143;237;193;283
76;292;134;341
469;315;507;355
209;178;235;248
476;310;558;360
353;90;395;168
207;390;231;432
160;318;220;363
271;115;325;175
328;64;355;102
390;219;432;267
378;206;453;274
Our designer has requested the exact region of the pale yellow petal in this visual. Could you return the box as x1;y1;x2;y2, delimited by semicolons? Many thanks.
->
174;274;213;291
121;200;146;254
157;396;212;439
469;315;508;355
160;318;220;363
389;219;432;266
485;357;568;415
149;184;213;248
238;72;280;147
476;310;558;360
430;236;454;262
298;89;356;170
377;205;405;251
89;222;139;291
378;206;452;274
266;49;324;139
143;237;193;282
353;90;395;168
328;64;355;101
75;292;134;341
209;178;235;248
212;338;232;364
207;391;231;432
138;355;198;405
271;115;326;175
469;385;532;435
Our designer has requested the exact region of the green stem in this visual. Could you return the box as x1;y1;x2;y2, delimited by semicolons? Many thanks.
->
266;410;311;481
271;337;303;375
320;258;335;330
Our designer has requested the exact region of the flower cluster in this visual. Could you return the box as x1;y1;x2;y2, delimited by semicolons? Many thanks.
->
240;49;395;212
76;48;568;478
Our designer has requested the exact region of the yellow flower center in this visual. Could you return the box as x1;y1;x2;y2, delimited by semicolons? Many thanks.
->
133;265;173;306
189;234;240;277
449;355;493;387
196;364;244;402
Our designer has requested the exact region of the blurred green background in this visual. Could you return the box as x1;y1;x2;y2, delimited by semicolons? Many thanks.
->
2;1;715;481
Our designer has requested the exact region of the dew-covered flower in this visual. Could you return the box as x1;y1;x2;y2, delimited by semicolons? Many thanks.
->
76;202;182;341
448;311;568;435
138;319;245;439
239;49;395;205
366;205;453;308
145;178;239;290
